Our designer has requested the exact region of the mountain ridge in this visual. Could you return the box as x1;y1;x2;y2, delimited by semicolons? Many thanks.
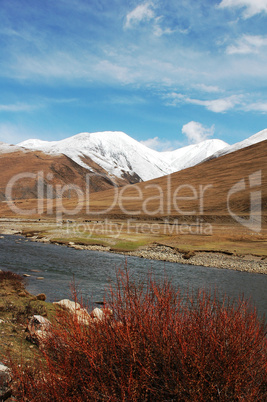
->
209;128;267;160
18;131;228;181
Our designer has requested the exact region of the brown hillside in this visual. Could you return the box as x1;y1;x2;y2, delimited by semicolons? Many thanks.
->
73;140;267;222
0;149;131;202
0;141;266;228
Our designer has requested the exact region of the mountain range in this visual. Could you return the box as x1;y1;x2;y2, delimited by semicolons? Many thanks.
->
17;128;267;180
18;131;228;182
0;128;266;203
83;139;267;221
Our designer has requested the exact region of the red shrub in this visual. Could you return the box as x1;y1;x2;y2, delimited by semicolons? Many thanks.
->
11;268;267;401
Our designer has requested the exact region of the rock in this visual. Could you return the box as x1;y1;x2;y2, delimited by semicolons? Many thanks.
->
36;277;44;280
91;307;113;321
53;300;113;325
53;299;81;313
36;293;46;301
53;299;92;324
75;308;92;325
0;363;12;401
90;307;104;320
182;251;196;260
23;274;31;277
26;315;51;346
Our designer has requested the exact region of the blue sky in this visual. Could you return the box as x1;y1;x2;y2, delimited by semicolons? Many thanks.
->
0;0;267;150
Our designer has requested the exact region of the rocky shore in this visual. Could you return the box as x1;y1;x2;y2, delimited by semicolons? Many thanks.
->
0;222;266;275
35;236;267;275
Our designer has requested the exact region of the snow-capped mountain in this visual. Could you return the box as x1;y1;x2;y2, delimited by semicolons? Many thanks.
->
162;139;228;172
0;141;24;154
18;131;228;181
210;129;267;159
19;132;170;181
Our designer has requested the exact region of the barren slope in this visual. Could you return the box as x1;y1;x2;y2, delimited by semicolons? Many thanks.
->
74;139;267;222
0;149;130;202
1;140;266;222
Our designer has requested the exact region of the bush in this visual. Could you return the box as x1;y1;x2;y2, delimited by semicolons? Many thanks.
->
11;268;267;401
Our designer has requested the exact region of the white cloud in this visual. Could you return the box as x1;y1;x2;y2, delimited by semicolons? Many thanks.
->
218;0;267;18
153;17;175;37
124;2;174;37
125;2;155;29
168;93;241;113
10;51;138;85
140;136;182;151
0;102;36;112
194;84;221;93
244;102;267;112
226;35;267;54
182;121;215;144
153;25;174;37
169;92;267;114
194;96;241;112
96;60;132;83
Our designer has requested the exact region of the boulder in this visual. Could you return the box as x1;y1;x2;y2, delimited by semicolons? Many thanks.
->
53;299;112;325
91;307;113;321
75;308;93;325
0;363;12;401
53;299;92;324
91;307;104;320
26;315;51;346
53;299;81;313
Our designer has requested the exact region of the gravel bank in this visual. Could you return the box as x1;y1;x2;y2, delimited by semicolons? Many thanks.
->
1;221;266;275
36;238;267;275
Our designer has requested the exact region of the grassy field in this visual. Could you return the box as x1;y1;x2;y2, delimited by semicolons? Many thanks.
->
1;217;266;257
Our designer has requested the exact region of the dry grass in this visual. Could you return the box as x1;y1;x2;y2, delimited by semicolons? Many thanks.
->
0;270;55;363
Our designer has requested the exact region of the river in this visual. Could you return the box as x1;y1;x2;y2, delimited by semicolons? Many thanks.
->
0;235;266;319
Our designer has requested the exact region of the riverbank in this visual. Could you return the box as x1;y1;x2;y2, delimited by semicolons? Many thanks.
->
0;219;266;274
44;242;267;275
2;268;266;401
0;270;55;365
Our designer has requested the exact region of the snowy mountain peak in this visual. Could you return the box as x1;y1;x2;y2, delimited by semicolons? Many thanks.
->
163;139;228;168
19;131;229;181
0;141;25;154
211;129;267;159
16;129;266;182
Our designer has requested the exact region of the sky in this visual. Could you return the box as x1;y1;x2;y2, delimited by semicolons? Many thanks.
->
0;0;267;150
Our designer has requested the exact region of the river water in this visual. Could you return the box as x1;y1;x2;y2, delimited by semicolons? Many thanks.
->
0;235;266;319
